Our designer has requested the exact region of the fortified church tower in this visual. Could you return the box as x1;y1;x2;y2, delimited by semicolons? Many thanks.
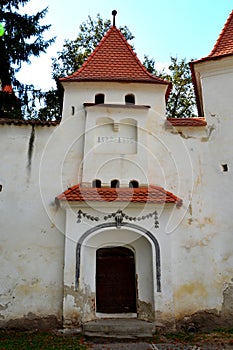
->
1;9;233;333
59;12;172;189
56;11;182;326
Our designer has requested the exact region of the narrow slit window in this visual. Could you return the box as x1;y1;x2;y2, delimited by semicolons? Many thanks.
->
111;179;120;188
95;93;105;104
92;179;101;188
125;94;135;105
71;106;75;115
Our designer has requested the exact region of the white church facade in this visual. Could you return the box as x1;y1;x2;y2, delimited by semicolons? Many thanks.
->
0;11;233;331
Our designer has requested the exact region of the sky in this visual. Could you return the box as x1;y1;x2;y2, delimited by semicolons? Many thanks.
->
15;0;233;91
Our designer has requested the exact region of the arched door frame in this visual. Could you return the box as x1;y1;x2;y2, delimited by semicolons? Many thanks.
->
76;222;161;292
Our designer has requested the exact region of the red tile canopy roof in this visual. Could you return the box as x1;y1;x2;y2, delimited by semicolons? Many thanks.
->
60;26;171;97
56;184;182;207
165;118;207;127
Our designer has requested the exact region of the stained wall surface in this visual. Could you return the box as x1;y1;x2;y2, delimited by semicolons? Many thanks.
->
0;71;233;330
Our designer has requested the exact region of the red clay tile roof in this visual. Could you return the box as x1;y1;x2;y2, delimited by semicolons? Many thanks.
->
0;118;60;126
193;10;233;63
60;26;171;96
56;184;182;207
208;10;233;58
190;11;233;117
165;118;207;127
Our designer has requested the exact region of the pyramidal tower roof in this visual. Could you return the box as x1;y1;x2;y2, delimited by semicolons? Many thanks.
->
208;10;233;58
190;10;233;118
193;10;233;64
60;14;170;90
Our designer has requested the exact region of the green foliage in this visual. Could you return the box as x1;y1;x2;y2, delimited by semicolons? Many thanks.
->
0;0;55;119
163;57;197;118
143;55;197;118
0;90;22;119
143;55;159;75
38;87;62;121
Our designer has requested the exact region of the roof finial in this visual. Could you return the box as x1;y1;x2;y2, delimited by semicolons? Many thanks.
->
112;10;117;27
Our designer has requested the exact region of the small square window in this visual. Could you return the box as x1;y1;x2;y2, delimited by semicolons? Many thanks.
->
221;164;228;172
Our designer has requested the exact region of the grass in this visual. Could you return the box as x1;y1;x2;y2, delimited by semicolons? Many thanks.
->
0;331;89;350
213;328;233;334
153;328;233;346
0;329;233;349
163;331;195;342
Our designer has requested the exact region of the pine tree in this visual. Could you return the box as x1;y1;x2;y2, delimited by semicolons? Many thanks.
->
0;0;54;118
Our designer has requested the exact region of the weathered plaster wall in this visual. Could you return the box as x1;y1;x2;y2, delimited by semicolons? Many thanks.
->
61;82;167;118
0;124;68;328
1;65;233;331
162;57;233;328
62;203;175;325
62;81;167;188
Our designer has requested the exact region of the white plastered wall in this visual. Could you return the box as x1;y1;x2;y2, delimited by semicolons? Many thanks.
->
62;202;177;324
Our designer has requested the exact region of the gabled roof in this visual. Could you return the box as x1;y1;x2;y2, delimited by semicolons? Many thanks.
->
60;26;171;93
56;184;183;207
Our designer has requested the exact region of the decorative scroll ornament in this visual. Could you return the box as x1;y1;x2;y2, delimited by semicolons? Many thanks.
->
77;208;159;229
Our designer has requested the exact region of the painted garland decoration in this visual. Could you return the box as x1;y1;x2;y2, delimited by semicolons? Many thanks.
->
77;209;99;223
77;209;159;228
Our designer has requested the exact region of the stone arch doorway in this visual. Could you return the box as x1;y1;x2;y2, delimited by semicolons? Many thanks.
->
74;223;161;321
96;246;137;313
76;222;161;292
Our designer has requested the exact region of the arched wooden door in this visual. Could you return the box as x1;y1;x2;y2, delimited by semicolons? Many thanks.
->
96;247;137;313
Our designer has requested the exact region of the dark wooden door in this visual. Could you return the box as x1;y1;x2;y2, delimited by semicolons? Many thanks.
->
96;247;136;313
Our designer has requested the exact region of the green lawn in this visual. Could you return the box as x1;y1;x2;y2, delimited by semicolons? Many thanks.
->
0;331;89;350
